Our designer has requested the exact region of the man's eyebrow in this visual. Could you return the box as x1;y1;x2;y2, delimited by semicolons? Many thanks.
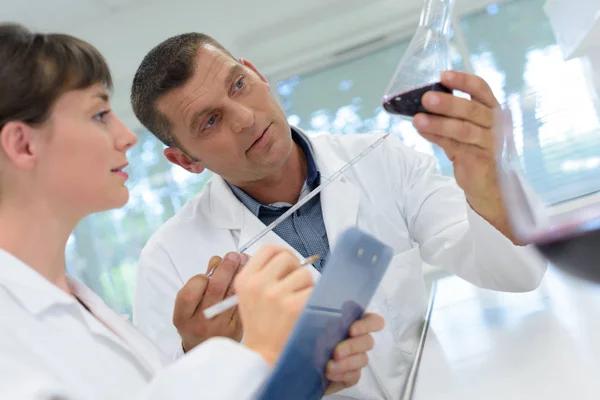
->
224;64;245;89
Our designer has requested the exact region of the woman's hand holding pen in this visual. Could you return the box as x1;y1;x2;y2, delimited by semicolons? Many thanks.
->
234;245;314;367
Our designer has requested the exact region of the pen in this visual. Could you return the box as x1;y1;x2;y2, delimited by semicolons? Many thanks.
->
203;254;320;319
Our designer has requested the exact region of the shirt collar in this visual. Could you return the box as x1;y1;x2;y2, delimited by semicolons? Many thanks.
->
228;184;262;216
227;126;320;216
0;249;84;316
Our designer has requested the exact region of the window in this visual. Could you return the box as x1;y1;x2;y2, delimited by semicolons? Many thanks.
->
66;0;600;315
459;0;600;205
275;0;600;205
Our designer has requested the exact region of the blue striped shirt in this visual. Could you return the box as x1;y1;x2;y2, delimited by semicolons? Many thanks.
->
227;128;330;271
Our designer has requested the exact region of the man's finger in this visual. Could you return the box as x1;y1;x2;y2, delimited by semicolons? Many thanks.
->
349;313;385;336
224;253;248;298
173;274;209;322
333;334;375;360
200;253;240;308
325;371;361;392
327;353;369;376
421;91;493;129
420;131;492;166
419;132;461;161
206;256;222;275
222;254;248;321
229;306;241;327
440;71;499;109
413;113;492;150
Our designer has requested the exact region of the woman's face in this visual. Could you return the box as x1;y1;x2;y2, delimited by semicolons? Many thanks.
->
34;83;138;216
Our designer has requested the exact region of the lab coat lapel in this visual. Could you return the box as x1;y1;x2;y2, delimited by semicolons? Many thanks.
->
319;176;360;249
302;130;360;249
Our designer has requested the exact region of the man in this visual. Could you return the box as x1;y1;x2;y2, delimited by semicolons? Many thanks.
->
131;32;547;399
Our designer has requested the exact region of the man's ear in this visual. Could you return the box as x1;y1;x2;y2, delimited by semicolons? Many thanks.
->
0;121;39;170
239;58;271;90
163;147;205;174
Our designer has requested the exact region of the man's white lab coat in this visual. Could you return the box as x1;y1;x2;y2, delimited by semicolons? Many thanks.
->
0;249;270;399
134;131;547;400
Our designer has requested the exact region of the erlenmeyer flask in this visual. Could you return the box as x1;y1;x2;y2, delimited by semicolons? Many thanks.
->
382;0;455;117
496;105;600;284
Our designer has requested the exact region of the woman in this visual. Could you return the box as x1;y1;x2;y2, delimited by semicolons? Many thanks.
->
0;24;384;399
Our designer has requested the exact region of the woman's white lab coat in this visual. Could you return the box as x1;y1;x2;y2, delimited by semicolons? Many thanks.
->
0;249;271;400
134;130;547;400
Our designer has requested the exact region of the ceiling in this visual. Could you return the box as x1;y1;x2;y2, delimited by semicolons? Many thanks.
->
1;0;500;129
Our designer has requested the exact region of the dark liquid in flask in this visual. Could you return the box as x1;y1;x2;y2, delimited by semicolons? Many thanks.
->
535;223;600;284
383;82;452;117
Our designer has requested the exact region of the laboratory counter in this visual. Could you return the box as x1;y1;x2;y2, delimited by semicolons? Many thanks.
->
404;269;600;400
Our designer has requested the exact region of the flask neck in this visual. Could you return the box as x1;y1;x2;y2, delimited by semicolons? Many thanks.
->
418;0;455;34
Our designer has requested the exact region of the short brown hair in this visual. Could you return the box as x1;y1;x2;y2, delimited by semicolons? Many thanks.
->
0;23;112;202
130;33;234;148
0;23;113;131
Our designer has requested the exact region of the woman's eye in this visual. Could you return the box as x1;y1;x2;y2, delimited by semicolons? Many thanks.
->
93;110;109;122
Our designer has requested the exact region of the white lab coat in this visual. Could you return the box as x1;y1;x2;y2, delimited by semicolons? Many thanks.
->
134;130;547;400
0;249;271;400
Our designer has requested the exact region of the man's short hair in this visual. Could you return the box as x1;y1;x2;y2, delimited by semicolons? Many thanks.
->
130;33;235;148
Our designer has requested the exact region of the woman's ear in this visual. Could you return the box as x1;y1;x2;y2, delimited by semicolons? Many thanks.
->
0;121;39;170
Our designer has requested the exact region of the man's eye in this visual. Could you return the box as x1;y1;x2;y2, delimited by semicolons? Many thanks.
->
206;115;217;128
235;78;244;90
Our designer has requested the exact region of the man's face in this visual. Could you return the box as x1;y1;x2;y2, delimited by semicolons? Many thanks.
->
158;45;292;185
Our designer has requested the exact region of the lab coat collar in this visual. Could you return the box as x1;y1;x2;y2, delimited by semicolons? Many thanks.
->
0;249;78;315
0;249;114;319
207;176;296;255
293;127;347;178
209;173;246;230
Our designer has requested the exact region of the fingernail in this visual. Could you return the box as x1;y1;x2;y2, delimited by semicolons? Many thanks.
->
240;253;249;266
442;71;455;81
336;347;348;358
225;252;240;262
